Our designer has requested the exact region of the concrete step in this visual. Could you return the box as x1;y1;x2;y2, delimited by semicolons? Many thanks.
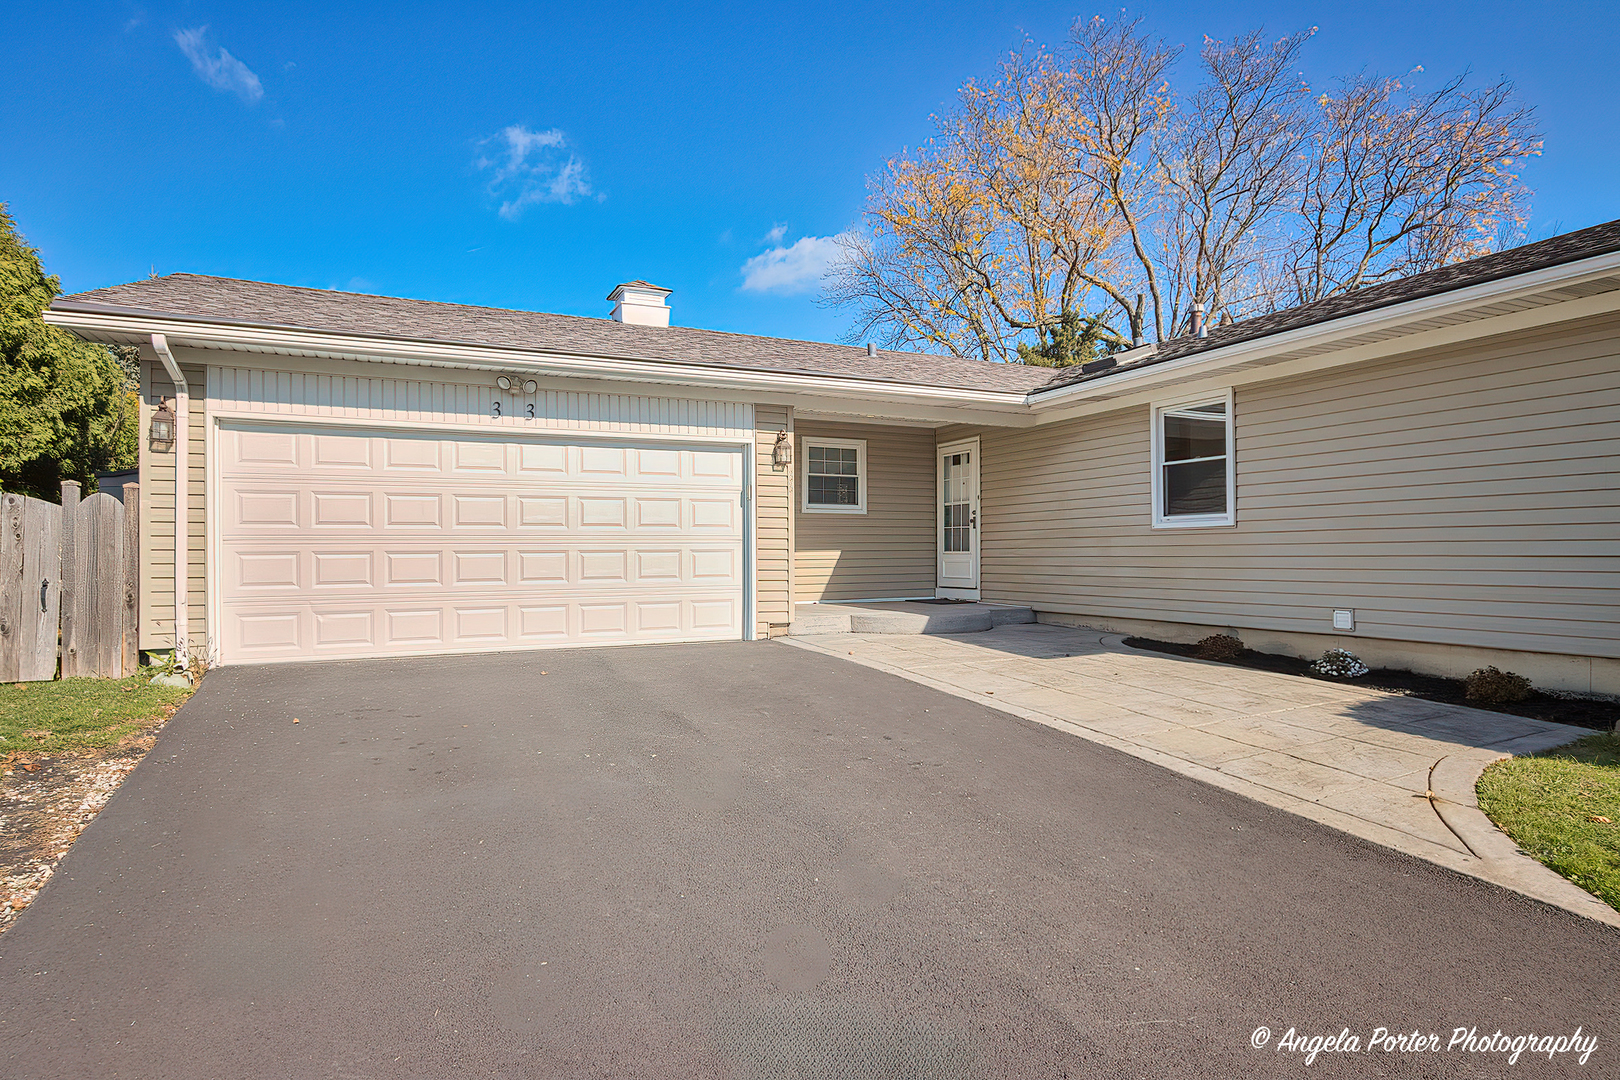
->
788;601;1036;636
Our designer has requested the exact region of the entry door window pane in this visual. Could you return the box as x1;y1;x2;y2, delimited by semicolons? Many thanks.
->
943;452;971;552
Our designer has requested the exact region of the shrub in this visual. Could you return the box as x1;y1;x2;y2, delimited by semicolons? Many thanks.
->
1312;648;1369;679
1194;634;1244;661
1466;666;1532;705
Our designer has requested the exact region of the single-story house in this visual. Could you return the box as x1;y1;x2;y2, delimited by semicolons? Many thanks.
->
44;221;1620;695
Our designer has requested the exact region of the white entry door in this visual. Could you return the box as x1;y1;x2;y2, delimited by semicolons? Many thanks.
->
936;438;980;597
215;423;746;665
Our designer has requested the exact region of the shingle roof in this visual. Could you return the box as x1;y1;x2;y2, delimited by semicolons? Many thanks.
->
51;275;1051;395
1035;217;1620;393
52;218;1620;399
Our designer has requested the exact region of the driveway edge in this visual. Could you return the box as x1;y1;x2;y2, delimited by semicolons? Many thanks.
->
785;635;1620;929
1428;752;1620;926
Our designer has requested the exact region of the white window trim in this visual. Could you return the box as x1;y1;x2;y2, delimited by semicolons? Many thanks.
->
801;436;867;514
1151;388;1236;529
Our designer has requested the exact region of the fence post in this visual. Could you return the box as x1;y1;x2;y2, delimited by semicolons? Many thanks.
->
59;480;80;677
123;483;140;676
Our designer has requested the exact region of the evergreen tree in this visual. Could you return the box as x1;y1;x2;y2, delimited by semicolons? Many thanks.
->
0;204;136;499
1015;310;1126;367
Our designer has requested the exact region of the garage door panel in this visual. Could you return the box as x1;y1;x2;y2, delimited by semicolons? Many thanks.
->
690;498;739;530
235;429;299;468
312;492;372;527
579;497;628;528
454;606;508;641
234;490;301;528
518;443;567;474
312;435;372;469
218;425;745;663
580;446;626;475
519;551;568;583
518;605;569;639
453;495;506;527
315;610;373;648
385;494;441;527
387;608;443;645
454;441;506;472
234;551;301;590
312;552;372;588
385;438;441;471
453;551;508;584
520;497;568;527
386;551;442;585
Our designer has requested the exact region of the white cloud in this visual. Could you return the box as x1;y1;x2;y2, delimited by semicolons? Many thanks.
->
740;233;849;294
763;222;788;245
475;125;593;218
174;27;263;104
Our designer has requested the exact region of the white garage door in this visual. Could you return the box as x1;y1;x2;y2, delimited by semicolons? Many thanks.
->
216;423;746;664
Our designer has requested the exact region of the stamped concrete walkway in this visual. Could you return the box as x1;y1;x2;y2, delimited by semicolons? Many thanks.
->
787;622;1617;925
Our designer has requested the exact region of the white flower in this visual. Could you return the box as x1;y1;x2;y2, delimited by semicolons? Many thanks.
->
1312;648;1369;679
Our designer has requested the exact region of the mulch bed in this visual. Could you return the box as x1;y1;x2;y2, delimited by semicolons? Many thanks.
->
1122;636;1619;733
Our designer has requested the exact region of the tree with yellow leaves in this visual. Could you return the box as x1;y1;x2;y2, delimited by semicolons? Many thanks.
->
827;15;1540;363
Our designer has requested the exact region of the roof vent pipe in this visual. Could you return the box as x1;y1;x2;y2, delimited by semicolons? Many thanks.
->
1191;302;1207;339
866;342;877;357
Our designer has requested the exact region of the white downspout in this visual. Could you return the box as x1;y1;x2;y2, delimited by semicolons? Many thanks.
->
151;334;189;658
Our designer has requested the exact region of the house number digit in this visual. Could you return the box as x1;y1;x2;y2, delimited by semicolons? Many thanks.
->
526;403;535;419
492;400;501;417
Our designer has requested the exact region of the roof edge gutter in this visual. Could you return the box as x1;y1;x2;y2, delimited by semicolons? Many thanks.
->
150;334;190;658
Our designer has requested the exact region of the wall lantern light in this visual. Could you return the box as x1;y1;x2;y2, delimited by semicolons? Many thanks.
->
149;398;176;449
772;429;792;468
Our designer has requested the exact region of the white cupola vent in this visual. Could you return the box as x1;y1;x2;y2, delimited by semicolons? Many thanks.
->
607;281;673;327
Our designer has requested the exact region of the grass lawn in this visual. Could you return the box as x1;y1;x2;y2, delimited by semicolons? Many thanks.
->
1478;732;1620;912
0;676;193;757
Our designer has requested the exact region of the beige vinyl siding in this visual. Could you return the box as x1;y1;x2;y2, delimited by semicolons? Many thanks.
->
139;356;207;654
754;404;794;635
794;421;937;602
956;312;1620;659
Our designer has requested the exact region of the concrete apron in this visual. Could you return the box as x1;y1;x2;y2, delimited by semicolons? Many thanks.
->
786;623;1619;928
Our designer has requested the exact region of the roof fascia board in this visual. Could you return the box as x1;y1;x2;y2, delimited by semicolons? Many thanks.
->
1027;248;1620;411
43;309;1032;412
1031;285;1620;426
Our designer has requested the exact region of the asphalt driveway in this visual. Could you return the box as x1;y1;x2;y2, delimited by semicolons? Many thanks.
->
0;641;1615;1078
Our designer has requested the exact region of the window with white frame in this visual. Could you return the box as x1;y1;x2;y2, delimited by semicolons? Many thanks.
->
1152;393;1235;527
802;437;866;513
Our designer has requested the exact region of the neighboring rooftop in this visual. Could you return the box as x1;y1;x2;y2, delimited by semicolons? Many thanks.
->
51;275;1051;395
1036;217;1620;393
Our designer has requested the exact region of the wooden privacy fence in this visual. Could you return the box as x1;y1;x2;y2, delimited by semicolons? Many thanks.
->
0;481;140;681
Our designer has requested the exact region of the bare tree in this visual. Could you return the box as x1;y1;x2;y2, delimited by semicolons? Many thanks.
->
1287;71;1539;304
1155;29;1314;334
826;13;1540;363
1063;15;1180;344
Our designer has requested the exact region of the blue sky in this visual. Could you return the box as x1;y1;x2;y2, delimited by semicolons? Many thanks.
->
5;1;1618;344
